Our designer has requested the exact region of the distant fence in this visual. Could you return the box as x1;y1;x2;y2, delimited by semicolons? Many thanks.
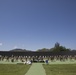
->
0;51;76;56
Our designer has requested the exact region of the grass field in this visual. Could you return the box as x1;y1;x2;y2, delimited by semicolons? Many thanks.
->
0;64;31;75
43;64;76;75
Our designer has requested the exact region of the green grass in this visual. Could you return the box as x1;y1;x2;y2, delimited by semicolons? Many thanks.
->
0;64;31;75
43;64;76;75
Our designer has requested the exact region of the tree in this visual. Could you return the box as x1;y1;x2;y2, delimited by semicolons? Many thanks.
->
52;42;70;52
55;42;60;48
36;48;49;52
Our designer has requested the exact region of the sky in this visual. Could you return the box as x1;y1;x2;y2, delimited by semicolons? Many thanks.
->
0;0;76;51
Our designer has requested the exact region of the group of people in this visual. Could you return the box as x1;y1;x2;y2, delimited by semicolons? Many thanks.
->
0;55;76;64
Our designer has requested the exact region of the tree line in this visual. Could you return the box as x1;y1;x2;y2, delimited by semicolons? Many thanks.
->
36;42;74;52
10;42;76;52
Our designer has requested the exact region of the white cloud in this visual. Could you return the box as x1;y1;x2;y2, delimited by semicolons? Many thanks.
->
0;43;2;46
14;46;18;49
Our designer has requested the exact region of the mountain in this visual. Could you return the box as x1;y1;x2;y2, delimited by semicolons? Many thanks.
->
9;48;32;52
